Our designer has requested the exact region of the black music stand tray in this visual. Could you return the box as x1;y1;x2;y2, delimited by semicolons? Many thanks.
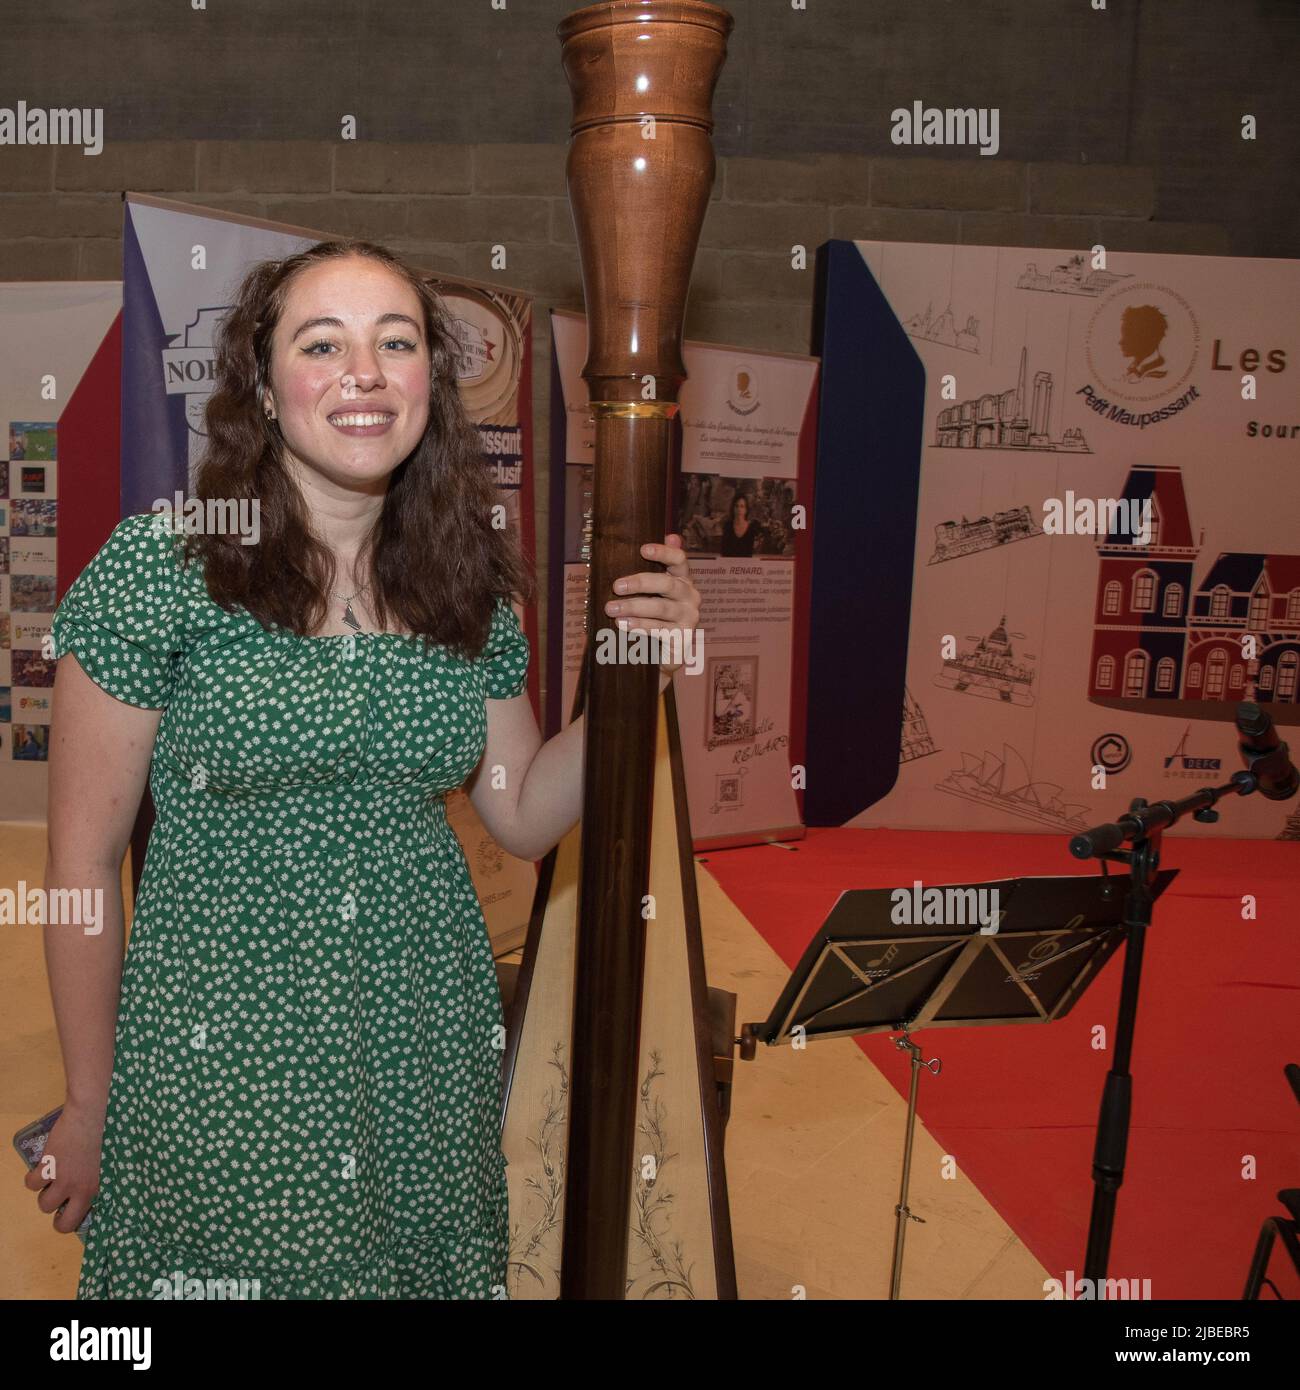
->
741;869;1177;1299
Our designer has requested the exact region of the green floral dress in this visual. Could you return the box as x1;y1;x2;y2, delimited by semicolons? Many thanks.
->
50;513;529;1300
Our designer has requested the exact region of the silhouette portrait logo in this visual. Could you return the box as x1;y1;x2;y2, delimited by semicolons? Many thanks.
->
1086;282;1201;404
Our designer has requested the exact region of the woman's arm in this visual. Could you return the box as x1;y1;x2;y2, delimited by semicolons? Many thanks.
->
466;536;699;861
26;654;161;1232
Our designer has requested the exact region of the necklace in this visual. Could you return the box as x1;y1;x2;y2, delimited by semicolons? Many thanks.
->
333;580;372;633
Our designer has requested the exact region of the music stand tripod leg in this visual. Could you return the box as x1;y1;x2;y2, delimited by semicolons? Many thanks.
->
890;1029;941;1299
1242;1221;1277;1300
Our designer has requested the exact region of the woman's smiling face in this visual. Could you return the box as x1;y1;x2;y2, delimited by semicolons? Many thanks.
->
263;255;432;492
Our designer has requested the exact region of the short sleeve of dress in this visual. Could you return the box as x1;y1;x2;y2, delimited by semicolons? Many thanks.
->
51;512;186;709
481;595;530;700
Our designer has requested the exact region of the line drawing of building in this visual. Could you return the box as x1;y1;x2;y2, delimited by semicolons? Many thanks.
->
929;503;1044;563
903;300;981;353
1088;464;1300;718
934;346;1090;452
935;743;1089;830
901;686;938;762
1015;253;1131;297
934;613;1037;706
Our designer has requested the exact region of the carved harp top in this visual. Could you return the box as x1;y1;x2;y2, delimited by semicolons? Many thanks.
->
558;1;733;407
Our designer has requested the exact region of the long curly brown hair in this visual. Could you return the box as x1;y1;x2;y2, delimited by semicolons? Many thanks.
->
183;238;533;658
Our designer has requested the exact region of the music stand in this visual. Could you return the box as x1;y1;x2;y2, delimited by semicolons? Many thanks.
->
740;869;1177;1299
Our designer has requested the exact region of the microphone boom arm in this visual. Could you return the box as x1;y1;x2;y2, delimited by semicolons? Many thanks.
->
1071;699;1297;860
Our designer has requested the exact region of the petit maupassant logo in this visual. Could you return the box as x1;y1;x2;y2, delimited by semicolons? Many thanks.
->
1078;281;1202;430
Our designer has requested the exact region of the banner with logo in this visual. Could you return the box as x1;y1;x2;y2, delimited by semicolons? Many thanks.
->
823;239;1300;840
119;194;540;947
549;308;819;849
0;282;122;821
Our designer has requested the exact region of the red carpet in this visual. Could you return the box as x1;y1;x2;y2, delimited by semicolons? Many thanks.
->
701;827;1300;1299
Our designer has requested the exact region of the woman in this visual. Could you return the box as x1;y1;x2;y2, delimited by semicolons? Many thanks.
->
719;491;763;557
28;238;700;1300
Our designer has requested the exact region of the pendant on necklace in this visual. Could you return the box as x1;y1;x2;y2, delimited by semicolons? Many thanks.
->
341;601;362;632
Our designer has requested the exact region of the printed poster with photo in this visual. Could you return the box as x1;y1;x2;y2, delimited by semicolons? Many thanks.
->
550;308;819;849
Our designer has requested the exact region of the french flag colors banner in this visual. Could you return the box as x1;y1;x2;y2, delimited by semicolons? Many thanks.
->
817;238;1300;840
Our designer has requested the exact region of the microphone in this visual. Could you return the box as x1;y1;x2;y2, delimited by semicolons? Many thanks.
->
1236;701;1300;801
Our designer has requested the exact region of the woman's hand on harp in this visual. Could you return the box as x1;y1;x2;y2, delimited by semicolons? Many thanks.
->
472;534;698;859
605;533;701;687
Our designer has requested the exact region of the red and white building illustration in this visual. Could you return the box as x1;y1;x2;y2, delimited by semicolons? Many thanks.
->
1089;464;1300;711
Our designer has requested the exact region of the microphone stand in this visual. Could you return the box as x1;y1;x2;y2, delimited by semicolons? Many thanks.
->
1067;720;1287;1285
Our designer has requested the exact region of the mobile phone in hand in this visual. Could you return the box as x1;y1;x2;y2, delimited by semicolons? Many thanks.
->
13;1107;92;1242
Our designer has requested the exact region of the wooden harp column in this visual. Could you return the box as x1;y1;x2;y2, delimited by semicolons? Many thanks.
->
500;0;735;1301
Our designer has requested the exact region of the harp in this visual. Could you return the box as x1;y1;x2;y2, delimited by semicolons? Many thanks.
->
500;0;737;1300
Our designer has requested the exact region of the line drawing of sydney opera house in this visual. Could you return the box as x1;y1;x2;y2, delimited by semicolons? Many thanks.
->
936;742;1090;831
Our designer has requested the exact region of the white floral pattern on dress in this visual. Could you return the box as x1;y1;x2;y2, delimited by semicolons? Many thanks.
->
51;512;529;1300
